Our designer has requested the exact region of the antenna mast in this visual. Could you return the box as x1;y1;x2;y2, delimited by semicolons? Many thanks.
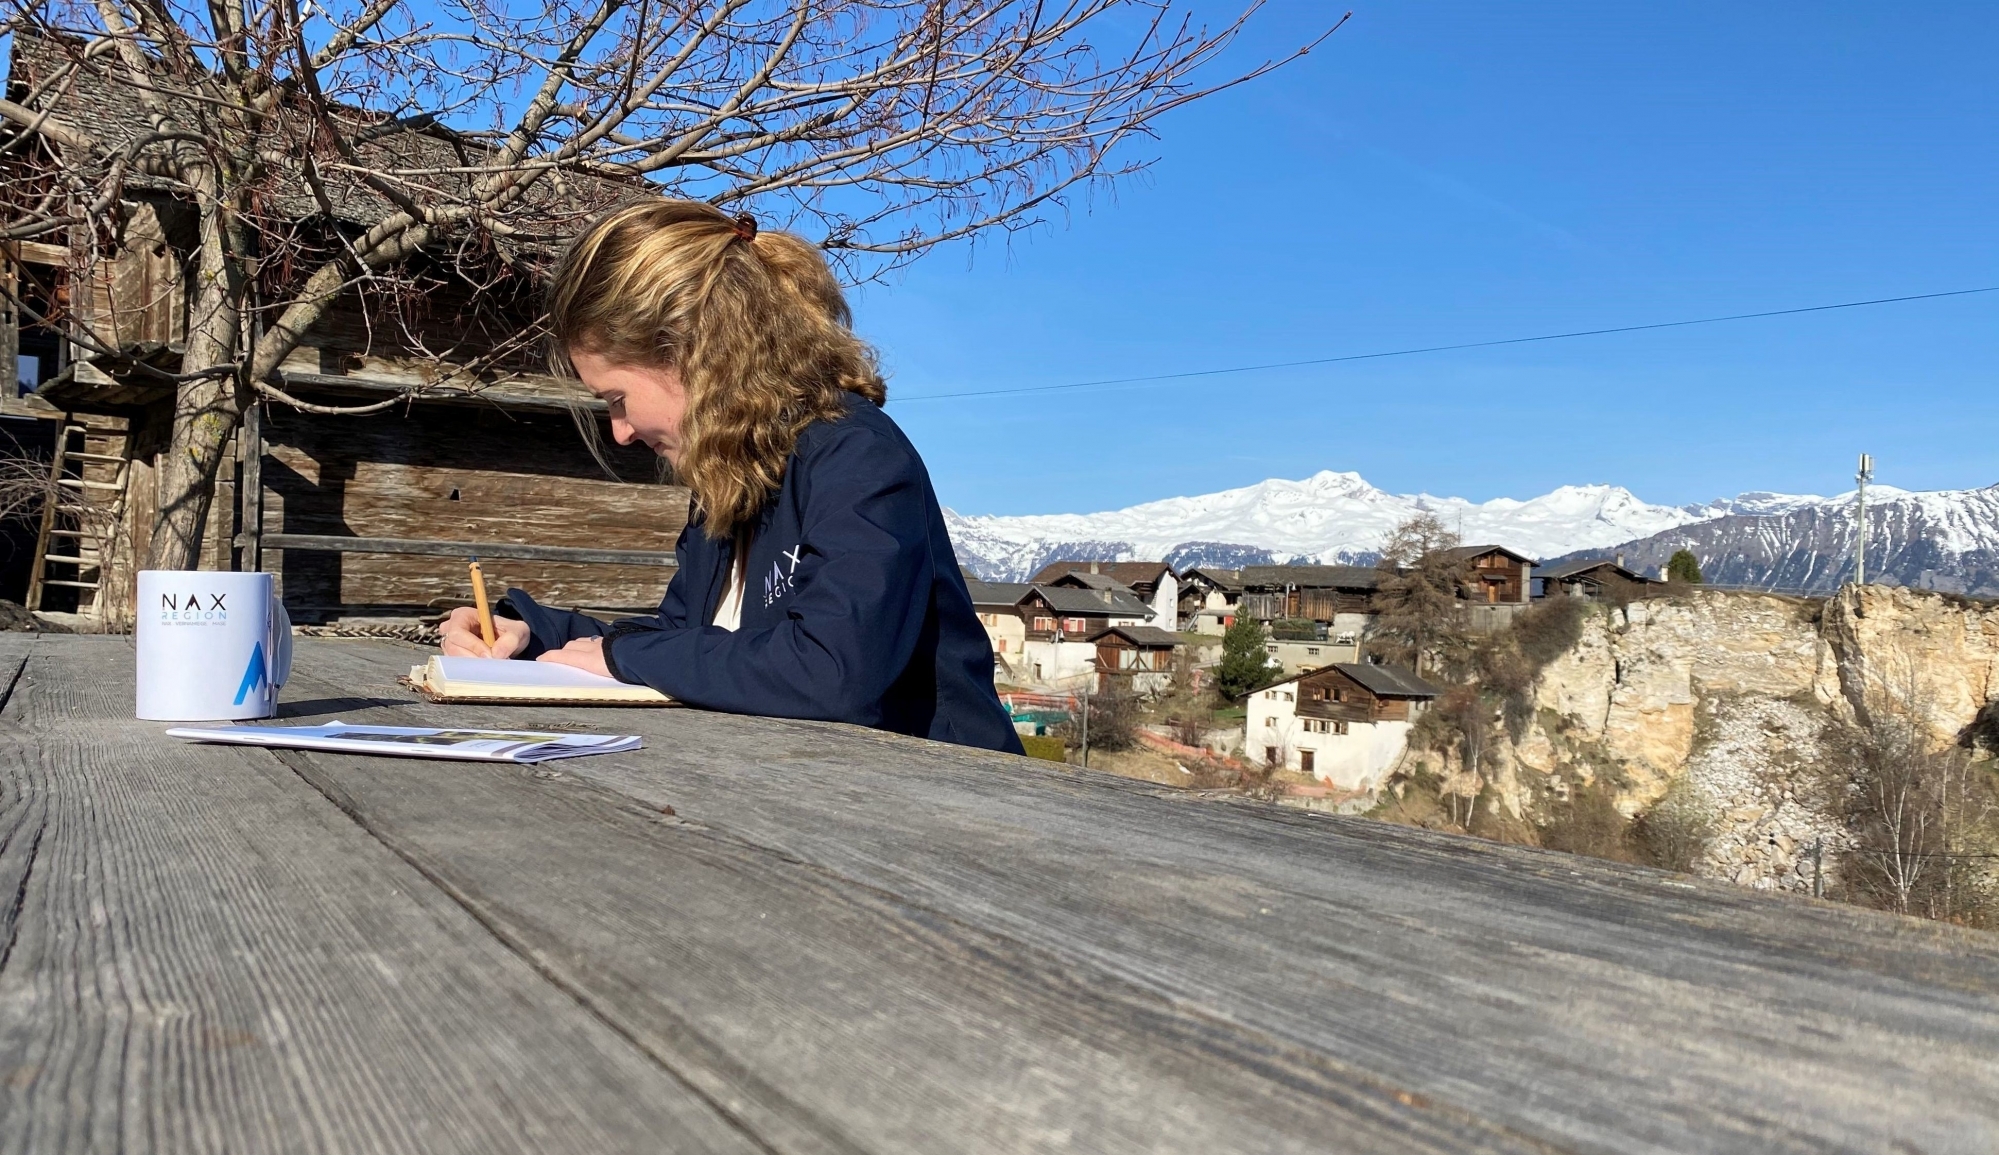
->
1854;452;1873;587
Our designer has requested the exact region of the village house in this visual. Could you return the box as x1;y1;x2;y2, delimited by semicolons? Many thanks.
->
965;579;1032;680
1533;556;1666;602
1177;566;1241;635
1244;663;1439;791
1238;563;1380;663
1017;582;1155;690
1088;624;1182;695
1030;560;1179;630
3;32;681;630
1442;545;1535;629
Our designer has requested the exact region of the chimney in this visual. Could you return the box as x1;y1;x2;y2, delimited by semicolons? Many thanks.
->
1089;561;1099;574
1616;553;1625;569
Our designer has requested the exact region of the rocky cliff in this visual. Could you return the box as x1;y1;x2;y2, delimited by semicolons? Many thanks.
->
1433;587;1999;892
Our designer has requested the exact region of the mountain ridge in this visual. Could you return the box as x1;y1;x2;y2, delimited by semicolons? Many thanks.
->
944;470;1999;596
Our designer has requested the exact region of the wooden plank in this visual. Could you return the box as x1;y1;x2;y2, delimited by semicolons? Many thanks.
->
251;532;676;567
258;400;684;614
261;653;1540;1155
0;636;762;1155
293;640;1999;1154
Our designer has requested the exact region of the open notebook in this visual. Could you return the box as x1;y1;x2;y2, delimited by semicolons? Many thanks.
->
404;656;672;705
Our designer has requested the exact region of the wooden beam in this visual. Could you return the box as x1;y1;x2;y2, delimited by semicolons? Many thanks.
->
240;398;263;572
275;370;607;414
241;532;676;567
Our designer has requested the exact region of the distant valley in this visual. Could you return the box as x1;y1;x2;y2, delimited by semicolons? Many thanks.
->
945;470;1999;597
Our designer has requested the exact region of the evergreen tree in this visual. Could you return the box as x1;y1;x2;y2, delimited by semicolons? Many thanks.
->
1216;612;1280;701
1667;549;1704;584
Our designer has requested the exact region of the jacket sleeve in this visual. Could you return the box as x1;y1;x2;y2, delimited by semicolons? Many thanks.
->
598;427;933;725
499;588;612;659
506;521;699;660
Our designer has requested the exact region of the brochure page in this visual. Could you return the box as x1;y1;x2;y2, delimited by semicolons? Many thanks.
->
166;722;643;763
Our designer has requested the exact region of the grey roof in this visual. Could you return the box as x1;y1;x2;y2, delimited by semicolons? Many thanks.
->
1089;625;1184;648
1440;545;1537;565
1179;567;1242;591
1029;584;1154;619
1238;564;1380;591
1536;558;1657;583
1330;663;1441;698
964;581;1032;608
1046;571;1141;595
1031;561;1173;588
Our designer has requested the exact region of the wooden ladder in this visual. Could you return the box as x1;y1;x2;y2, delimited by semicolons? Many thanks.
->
26;418;130;620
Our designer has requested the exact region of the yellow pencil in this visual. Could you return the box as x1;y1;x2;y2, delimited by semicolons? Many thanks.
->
468;557;497;648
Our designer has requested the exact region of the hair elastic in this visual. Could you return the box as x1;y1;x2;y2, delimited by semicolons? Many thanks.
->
731;213;758;242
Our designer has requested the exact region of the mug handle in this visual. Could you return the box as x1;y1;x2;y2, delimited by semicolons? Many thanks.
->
268;593;294;688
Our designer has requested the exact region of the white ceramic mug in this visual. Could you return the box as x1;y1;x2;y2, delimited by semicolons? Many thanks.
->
136;570;293;720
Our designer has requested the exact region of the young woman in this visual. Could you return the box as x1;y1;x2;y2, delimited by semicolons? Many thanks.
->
438;200;1022;755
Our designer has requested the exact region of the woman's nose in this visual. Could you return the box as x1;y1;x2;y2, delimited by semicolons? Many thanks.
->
610;418;637;446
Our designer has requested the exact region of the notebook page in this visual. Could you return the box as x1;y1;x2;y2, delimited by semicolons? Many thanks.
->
433;656;629;690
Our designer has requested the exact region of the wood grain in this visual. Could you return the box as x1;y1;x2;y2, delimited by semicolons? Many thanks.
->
258;397;688;616
268;654;1538;1154
0;635;759;1155
293;639;1999;1155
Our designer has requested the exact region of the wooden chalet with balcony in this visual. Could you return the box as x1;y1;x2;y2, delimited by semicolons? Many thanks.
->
3;32;685;630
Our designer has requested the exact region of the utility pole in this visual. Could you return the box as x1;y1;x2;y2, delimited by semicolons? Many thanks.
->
1854;452;1873;587
1079;686;1091;768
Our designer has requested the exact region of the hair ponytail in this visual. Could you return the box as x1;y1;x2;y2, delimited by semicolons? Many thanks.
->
546;199;886;537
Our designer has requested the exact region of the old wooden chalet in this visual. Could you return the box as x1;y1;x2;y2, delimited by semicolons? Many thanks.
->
1177;566;1241;634
1236;564;1381;623
3;32;684;629
1535;557;1666;602
1442;545;1534;605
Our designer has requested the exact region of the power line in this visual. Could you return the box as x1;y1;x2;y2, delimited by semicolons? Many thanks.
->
892;284;1999;404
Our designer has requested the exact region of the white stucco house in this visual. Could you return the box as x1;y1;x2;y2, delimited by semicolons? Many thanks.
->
1244;662;1440;791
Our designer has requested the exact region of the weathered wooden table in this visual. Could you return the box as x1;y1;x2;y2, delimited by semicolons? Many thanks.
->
3;634;1996;1154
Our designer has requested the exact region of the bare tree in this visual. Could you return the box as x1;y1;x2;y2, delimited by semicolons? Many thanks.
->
1;2;1334;568
1371;512;1471;678
1831;667;1999;922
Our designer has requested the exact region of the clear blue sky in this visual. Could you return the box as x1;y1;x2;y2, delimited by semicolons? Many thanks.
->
854;2;1999;517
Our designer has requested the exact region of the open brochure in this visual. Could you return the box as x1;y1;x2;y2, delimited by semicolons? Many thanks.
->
403;655;672;705
165;722;642;763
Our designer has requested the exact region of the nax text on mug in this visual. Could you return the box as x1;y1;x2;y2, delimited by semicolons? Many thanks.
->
136;570;293;721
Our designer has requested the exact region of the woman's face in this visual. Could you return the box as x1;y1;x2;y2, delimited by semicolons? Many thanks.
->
570;350;688;465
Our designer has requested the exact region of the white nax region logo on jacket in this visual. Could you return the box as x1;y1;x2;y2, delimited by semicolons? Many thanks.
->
763;543;806;608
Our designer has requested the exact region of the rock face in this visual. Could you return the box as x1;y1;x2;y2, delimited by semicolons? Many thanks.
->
1468;587;1999;891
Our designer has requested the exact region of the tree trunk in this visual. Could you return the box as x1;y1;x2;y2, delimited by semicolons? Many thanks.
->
146;182;244;571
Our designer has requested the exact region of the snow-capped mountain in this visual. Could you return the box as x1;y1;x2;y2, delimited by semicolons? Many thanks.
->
946;470;1721;581
946;470;1999;597
1559;484;1999;597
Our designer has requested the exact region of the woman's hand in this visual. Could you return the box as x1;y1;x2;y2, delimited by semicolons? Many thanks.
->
439;606;529;659
537;636;612;679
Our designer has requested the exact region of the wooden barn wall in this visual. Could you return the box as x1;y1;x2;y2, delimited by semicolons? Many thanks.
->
259;400;689;619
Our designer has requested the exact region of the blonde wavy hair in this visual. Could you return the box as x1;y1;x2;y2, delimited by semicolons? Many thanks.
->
547;199;887;538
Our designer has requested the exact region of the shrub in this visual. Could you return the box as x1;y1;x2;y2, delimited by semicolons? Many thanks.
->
1268;618;1319;641
1538;776;1640;864
1019;734;1067;763
1633;777;1716;873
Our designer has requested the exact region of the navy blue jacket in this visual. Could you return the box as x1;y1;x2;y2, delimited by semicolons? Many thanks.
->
503;394;1023;754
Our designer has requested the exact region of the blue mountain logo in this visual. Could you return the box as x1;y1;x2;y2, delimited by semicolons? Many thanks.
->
233;641;268;706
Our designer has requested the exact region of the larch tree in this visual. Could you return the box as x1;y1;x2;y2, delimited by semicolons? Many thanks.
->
1370;512;1472;678
0;1;1334;568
